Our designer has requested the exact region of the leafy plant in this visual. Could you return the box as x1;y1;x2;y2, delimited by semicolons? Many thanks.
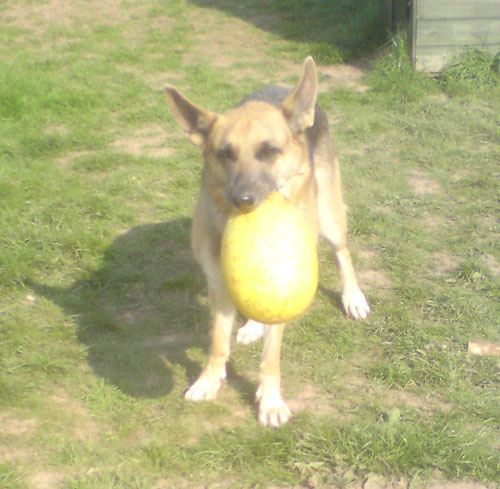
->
367;34;437;102
441;47;500;95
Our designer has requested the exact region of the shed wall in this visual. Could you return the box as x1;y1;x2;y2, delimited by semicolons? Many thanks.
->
412;0;500;72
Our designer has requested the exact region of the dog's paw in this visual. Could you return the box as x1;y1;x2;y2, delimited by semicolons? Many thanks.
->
184;367;226;401
236;320;264;345
255;385;292;427
342;288;370;320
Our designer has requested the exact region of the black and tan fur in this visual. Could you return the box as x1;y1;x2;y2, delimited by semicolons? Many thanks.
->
165;57;370;427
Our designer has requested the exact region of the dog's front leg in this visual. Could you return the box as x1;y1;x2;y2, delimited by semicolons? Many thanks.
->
185;276;235;401
316;165;370;320
256;324;292;427
334;245;370;319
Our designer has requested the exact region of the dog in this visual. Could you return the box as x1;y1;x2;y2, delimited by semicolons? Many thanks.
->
164;57;370;427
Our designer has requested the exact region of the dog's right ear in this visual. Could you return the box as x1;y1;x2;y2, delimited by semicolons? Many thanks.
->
282;56;318;135
165;86;217;146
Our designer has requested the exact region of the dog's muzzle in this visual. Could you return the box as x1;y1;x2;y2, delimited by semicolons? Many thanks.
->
229;190;258;212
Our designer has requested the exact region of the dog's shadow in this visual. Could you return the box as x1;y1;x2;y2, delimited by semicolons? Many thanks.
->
30;219;252;401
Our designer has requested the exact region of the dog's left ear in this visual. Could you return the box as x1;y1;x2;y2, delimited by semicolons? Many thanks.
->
282;56;318;135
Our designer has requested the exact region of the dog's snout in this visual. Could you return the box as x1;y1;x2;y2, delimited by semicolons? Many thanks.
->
228;170;276;212
231;190;257;211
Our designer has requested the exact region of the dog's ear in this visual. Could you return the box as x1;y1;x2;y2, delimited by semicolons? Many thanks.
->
165;86;217;146
282;56;318;135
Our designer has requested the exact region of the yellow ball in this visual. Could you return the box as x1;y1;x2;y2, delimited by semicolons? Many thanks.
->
221;192;318;324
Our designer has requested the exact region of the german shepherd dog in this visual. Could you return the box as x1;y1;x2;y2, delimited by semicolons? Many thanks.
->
165;57;370;427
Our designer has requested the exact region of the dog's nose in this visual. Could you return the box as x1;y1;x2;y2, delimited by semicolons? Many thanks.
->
231;191;257;211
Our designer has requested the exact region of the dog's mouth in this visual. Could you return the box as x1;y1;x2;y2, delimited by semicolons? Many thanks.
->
226;166;307;214
228;172;304;214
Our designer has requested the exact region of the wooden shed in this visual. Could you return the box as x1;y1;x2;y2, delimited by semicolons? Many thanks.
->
390;0;500;72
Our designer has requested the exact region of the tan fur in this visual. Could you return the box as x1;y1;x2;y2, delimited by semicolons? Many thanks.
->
165;57;370;427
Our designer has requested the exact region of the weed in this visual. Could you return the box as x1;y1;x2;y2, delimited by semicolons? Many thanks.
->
367;35;437;102
441;47;500;95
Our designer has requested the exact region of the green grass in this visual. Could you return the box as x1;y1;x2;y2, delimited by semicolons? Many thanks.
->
441;47;500;95
191;0;389;64
1;0;500;488
271;0;389;63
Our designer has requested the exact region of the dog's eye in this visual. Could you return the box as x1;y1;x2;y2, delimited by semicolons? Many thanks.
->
257;142;281;161
216;145;235;163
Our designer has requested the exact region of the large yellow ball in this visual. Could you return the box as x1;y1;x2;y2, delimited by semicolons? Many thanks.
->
221;192;318;324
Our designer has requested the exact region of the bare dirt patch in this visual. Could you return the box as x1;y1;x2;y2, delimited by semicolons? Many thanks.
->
419;214;456;232
111;124;175;158
185;8;268;69
3;0;129;35
0;411;38;436
357;268;393;296
264;471;497;489
49;389;104;442
380;386;451;413
337;369;451;415
318;60;369;92
452;168;471;182
409;171;443;196
43;124;70;137
425;481;498;489
287;382;339;416
484;254;500;277
0;444;30;463
185;6;369;91
181;391;254;445
0;412;38;464
269;58;370;92
358;475;497;489
352;249;393;296
430;251;461;277
54;150;96;168
29;471;66;489
146;71;186;91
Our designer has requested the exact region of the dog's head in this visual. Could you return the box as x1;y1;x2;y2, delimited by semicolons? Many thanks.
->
165;57;318;213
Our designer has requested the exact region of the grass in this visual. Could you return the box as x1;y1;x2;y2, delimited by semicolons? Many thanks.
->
188;0;389;64
1;0;500;488
441;48;500;95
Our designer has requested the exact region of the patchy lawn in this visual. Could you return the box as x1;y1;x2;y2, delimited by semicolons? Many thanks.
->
1;0;499;488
